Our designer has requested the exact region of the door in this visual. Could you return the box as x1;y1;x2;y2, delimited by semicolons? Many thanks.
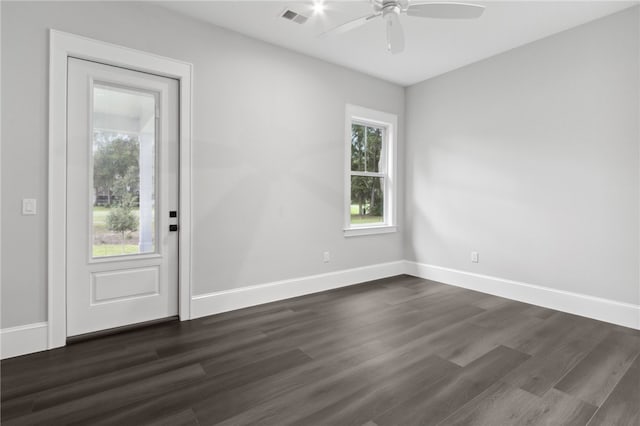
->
66;57;179;337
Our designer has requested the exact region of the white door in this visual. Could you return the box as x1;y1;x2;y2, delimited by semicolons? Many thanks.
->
66;58;179;337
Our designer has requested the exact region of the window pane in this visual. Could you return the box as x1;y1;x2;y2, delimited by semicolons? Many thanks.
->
350;176;384;225
351;123;384;173
365;126;383;173
92;84;156;257
351;124;365;172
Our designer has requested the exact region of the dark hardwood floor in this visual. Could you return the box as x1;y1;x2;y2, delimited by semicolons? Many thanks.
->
2;275;639;425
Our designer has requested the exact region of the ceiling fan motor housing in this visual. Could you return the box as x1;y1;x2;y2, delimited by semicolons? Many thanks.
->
373;0;409;15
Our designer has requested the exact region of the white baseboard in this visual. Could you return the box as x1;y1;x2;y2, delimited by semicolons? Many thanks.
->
191;261;406;319
404;261;640;330
4;260;638;360
1;322;49;359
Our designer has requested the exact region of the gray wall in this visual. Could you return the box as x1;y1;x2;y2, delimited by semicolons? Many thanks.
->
405;7;639;305
1;1;405;328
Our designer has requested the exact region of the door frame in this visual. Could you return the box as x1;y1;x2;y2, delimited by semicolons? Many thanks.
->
48;30;193;349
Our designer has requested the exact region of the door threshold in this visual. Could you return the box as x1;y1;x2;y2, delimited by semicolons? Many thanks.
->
66;316;179;344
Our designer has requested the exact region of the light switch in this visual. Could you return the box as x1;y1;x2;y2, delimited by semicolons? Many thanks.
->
22;199;37;215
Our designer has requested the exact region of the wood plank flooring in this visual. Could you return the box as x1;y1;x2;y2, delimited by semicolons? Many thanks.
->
2;275;639;425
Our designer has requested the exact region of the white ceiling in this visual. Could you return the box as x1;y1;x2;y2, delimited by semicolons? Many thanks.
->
158;1;638;86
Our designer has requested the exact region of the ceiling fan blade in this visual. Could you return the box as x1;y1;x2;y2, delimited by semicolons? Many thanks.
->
407;2;485;19
385;13;405;54
320;13;381;37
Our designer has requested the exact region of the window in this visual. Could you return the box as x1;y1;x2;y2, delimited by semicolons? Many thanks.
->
344;104;397;237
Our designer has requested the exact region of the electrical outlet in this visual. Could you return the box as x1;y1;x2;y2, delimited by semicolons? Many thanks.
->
323;251;330;263
471;251;479;263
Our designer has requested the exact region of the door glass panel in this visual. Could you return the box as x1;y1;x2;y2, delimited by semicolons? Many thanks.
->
92;83;156;257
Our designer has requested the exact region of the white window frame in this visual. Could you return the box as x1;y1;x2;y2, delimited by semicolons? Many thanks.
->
344;104;397;237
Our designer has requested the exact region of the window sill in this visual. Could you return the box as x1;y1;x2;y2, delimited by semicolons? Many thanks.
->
343;225;397;237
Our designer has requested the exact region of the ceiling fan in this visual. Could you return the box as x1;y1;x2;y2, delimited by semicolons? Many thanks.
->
321;1;485;54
